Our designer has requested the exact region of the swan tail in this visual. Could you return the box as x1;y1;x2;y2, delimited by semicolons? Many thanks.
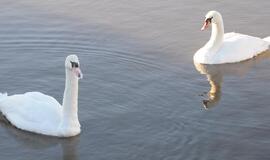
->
263;36;270;43
0;93;8;101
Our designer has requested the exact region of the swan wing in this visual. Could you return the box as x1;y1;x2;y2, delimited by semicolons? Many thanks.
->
0;92;62;136
215;32;269;63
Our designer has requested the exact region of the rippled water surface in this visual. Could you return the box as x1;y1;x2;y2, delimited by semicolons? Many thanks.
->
0;0;270;160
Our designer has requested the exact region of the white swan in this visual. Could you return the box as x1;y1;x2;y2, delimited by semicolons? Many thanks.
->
0;55;83;137
194;10;270;64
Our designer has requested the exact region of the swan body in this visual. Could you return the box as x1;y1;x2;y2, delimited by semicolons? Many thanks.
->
0;55;83;137
194;11;270;64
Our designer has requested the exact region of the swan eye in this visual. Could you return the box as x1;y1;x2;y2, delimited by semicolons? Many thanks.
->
206;17;213;23
70;61;79;68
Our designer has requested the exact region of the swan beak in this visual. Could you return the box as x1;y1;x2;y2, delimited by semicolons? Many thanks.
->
201;21;209;31
73;68;83;79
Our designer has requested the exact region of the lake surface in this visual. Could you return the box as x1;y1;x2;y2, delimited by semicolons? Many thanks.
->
0;0;270;159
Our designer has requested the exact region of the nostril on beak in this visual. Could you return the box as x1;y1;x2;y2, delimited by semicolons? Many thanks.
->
78;73;83;79
72;67;83;79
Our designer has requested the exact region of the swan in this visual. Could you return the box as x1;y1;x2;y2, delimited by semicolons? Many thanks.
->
0;55;83;137
194;10;270;64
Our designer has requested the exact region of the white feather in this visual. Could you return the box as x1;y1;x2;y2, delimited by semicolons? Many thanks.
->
194;11;269;64
0;55;82;137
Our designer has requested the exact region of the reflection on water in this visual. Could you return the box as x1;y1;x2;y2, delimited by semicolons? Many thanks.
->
0;118;79;160
0;0;269;159
194;51;270;109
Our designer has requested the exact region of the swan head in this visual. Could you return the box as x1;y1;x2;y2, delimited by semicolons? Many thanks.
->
65;55;83;79
201;10;222;31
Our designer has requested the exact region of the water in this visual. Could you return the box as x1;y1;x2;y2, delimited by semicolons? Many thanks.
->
0;0;269;159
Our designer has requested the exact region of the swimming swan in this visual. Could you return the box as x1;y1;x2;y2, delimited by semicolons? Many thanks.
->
0;55;83;137
194;10;270;64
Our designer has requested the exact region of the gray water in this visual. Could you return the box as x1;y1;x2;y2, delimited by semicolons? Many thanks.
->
0;0;270;160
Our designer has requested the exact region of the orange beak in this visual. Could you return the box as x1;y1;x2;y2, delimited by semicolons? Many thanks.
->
201;20;210;31
73;67;83;79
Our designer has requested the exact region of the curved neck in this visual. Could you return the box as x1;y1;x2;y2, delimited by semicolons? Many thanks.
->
62;69;79;125
206;18;224;51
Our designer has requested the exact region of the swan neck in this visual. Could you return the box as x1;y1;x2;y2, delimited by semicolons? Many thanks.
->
62;69;79;123
208;18;224;51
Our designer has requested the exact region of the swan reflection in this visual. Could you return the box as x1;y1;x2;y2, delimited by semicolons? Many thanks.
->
0;118;79;160
194;50;270;109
